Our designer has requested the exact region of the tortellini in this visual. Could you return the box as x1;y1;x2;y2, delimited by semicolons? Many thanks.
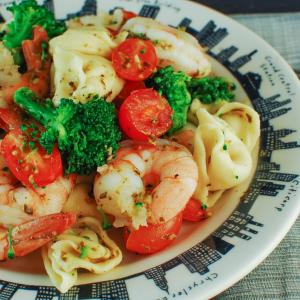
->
49;24;126;105
62;183;99;218
67;9;124;30
67;9;125;32
49;28;121;59
42;217;122;293
215;102;260;151
186;99;260;207
0;42;21;87
50;47;124;105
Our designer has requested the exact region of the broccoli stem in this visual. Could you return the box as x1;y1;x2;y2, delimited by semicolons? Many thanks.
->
14;87;54;125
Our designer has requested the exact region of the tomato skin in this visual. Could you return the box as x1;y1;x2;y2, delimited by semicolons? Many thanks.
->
0;108;23;132
1;128;62;188
124;213;182;254
112;38;158;81
119;88;173;141
182;198;207;222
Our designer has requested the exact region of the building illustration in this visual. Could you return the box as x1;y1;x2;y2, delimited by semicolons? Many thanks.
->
66;0;97;19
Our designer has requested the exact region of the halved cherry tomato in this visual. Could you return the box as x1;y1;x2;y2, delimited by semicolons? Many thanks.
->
1;128;62;188
0;108;23;132
124;213;182;254
119;88;172;141
122;10;137;22
182;198;208;222
112;38;158;81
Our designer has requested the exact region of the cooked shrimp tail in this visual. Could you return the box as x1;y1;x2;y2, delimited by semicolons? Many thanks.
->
0;212;76;260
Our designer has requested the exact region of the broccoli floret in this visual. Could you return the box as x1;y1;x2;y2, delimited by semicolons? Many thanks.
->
188;77;236;104
146;66;191;134
14;88;122;175
3;0;66;67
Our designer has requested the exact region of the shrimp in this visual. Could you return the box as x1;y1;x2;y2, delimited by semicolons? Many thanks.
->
1;26;51;105
0;212;76;260
170;123;197;154
7;175;76;218
94;139;198;229
0;175;76;227
122;17;211;77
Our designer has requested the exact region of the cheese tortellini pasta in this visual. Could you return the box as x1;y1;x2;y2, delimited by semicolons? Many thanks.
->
183;99;260;207
49;24;125;105
215;102;260;151
50;47;124;105
42;217;122;293
62;183;99;218
0;42;21;87
67;9;124;32
49;27;123;59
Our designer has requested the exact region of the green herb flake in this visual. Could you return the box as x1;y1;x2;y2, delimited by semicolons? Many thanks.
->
7;227;15;259
140;49;146;54
18;159;23;164
201;203;207;210
41;41;49;60
97;208;112;230
128;32;148;40
29;176;38;189
22;141;27;151
223;144;228;151
20;124;27;131
235;175;239;179
29;141;36;150
2;166;9;172
135;202;143;208
79;245;89;259
153;39;160;45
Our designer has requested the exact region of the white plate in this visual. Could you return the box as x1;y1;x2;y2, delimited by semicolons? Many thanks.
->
0;0;300;299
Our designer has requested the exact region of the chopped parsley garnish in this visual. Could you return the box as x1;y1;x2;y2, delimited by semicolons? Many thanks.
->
41;41;49;62
201;203;207;210
2;167;9;172
223;144;228;151
20;124;27;131
79;245;89;259
128;32;148;40
29;141;36;150
98;208;112;230
7;227;15;259
135;202;143;207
